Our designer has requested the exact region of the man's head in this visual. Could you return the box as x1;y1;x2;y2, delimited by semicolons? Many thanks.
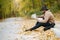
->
41;5;48;13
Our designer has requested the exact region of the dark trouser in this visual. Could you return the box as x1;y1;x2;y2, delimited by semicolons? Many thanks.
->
29;22;55;31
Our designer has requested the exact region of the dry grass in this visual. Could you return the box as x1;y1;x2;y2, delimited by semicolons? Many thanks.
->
18;20;60;40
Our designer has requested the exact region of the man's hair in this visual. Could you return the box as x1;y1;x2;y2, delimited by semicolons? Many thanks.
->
41;5;48;11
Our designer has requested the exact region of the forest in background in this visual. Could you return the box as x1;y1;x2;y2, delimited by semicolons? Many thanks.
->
0;0;60;19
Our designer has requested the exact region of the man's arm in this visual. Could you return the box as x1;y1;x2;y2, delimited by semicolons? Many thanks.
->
38;13;50;23
37;14;44;18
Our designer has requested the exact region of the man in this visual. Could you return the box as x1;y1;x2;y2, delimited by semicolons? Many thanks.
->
25;5;55;31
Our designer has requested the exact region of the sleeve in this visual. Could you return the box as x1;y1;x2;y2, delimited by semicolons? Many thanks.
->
38;13;50;23
37;14;44;18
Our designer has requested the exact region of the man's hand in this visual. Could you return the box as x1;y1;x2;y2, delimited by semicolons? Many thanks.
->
37;18;43;22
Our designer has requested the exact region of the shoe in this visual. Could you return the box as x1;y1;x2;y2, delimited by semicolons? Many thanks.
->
44;28;47;31
25;30;29;31
44;28;50;31
25;29;32;32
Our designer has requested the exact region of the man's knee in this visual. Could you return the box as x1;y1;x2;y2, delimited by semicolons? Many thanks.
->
51;23;55;28
44;23;55;31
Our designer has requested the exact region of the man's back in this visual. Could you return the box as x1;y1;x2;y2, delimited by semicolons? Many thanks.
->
44;10;55;23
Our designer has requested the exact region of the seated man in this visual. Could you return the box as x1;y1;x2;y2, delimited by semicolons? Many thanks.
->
25;5;55;31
